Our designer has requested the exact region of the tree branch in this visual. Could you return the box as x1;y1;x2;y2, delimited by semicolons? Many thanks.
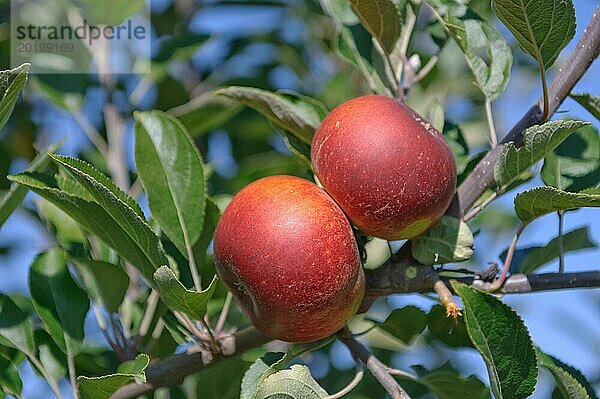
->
448;7;600;217
337;329;412;399
110;327;269;399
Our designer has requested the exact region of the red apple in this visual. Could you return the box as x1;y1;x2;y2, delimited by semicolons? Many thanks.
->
213;175;365;342
311;95;456;240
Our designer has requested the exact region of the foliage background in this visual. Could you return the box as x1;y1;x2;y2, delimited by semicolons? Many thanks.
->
0;0;598;397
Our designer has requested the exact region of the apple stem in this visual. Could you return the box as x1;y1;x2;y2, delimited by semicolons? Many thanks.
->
488;222;528;292
324;359;365;399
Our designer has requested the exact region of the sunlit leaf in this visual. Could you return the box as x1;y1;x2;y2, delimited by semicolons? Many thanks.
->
134;110;206;257
77;354;150;399
514;186;600;223
492;0;576;69
494;120;588;188
452;282;537;399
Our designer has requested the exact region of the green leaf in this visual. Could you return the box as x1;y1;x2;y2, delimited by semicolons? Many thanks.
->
349;0;402;53
501;227;596;273
492;0;576;69
443;13;512;100
134;110;206;257
0;354;22;397
216;86;321;145
412;216;474;264
514;186;600;223
77;354;150;399
537;349;598;399
37;199;86;244
29;248;89;354
254;364;328;399
77;0;144;26
451;282;537;399
50;154;145;218
541;125;600;192
421;370;490;399
570;93;600;122
7;171;166;281
0;294;35;356
494;120;589;188
169;91;243;137
71;258;130;313
0;63;30;134
153;266;218;321
372;306;427;345
443;122;470;177
241;352;287;399
0;143;60;228
427;0;468;17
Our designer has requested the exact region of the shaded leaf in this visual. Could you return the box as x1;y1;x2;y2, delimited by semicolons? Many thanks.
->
422;370;490;399
443;12;512;100
372;306;427;345
0;354;22;397
0;294;35;356
71;258;130;313
7;171;166;281
451;282;537;399
350;0;402;53
77;354;149;399
0;143;60;228
541;125;600;192
514;186;600;223
0;64;30;134
537;349;598;399
216;87;321;145
412;216;474;264
500;227;596;273
427;305;473;348
134;110;206;257
254;364;328;399
443;122;470;177
492;0;576;69
153;266;218;321
494;120;588;188
570;93;600;122
29;248;89;354
169;91;243;136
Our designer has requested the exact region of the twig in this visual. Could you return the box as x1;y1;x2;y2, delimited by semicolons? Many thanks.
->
558;211;565;273
70;108;109;157
138;290;159;338
387;367;418;380
463;191;498;222
324;359;365;399
215;292;233;335
67;348;79;399
488;222;528;292
484;98;498;147
28;355;64;399
338;329;412;399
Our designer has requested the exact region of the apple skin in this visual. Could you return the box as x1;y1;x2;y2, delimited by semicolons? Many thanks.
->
213;175;365;342
311;95;456;240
